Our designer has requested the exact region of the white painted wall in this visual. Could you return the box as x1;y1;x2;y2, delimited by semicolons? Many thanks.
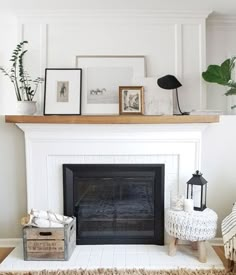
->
0;14;18;114
202;116;236;236
0;15;27;237
0;116;26;237
206;17;236;114
0;3;236;238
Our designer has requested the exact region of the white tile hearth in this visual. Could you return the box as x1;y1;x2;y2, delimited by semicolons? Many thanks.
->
0;242;224;271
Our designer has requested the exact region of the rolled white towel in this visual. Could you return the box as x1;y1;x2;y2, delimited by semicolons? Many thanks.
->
21;214;71;228
30;209;73;225
32;217;64;228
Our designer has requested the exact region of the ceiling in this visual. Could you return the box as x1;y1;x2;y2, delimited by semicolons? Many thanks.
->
0;0;236;16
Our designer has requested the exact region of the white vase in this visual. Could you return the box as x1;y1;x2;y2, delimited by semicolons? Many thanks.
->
16;101;37;115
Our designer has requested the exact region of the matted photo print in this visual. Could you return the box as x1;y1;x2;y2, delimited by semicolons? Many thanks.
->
76;55;145;115
44;68;82;115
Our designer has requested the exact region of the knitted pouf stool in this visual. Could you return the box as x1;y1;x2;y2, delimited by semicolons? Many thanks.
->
165;208;218;262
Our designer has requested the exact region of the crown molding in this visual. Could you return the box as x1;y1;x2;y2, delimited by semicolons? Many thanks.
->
207;14;236;27
0;11;18;22
15;9;212;22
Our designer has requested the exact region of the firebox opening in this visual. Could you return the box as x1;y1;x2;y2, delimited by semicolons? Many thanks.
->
63;164;164;245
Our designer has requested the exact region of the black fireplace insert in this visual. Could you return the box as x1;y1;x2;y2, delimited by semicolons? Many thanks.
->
63;164;164;245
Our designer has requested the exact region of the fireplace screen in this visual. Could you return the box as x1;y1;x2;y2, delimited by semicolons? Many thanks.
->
63;164;164;245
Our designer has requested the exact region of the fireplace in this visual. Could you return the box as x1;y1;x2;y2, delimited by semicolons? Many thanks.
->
63;164;165;245
15;123;202;247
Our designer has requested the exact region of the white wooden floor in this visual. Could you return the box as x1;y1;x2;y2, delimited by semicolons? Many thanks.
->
0;242;224;272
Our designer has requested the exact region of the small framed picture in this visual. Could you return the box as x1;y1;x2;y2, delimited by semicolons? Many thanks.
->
44;68;82;115
119;86;144;115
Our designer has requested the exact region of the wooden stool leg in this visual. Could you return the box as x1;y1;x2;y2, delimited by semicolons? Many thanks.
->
197;241;207;263
168;236;177;256
226;259;234;272
191;241;198;250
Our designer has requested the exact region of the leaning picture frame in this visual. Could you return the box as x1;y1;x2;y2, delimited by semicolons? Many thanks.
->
119;86;144;115
76;55;146;115
43;68;82;115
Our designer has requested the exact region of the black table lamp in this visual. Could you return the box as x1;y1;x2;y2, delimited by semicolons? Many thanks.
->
157;74;189;115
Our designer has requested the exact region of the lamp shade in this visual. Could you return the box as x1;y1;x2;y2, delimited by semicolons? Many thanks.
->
157;75;182;90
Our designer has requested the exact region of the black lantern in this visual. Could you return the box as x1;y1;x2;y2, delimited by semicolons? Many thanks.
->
186;170;207;211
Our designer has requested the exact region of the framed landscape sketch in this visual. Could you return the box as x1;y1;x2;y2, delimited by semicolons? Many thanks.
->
119;86;144;115
44;68;82;115
76;55;146;115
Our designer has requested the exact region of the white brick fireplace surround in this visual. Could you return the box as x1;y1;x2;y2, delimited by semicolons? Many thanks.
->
16;123;204;215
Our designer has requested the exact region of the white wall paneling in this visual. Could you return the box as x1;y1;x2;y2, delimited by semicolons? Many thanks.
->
174;23;183;78
39;23;48;114
199;20;207;109
17;22;48;114
16;10;211;114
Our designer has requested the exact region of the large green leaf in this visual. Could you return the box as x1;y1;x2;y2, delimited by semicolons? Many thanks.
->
202;58;232;85
220;59;231;81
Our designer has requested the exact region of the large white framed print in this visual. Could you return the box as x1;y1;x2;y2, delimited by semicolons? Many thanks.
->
76;55;146;115
43;68;82;115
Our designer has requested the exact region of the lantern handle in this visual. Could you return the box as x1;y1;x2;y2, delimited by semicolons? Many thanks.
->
194;170;202;176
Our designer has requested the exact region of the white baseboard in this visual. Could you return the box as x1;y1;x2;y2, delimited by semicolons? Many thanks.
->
0;238;22;247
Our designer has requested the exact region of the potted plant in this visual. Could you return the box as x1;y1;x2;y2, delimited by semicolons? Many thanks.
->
0;41;43;114
202;57;236;110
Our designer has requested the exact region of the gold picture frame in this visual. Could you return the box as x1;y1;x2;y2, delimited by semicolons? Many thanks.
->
119;86;144;115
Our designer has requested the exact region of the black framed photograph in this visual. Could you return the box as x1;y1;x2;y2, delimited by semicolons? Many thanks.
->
44;68;82;115
119;86;144;115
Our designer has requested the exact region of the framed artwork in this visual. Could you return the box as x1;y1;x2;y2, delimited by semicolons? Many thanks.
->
76;55;146;115
43;68;82;115
119;86;144;115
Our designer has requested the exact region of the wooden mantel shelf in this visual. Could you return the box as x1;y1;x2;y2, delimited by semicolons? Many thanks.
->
5;115;219;124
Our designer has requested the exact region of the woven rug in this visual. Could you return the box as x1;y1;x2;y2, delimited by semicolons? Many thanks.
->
0;243;224;272
0;268;233;275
